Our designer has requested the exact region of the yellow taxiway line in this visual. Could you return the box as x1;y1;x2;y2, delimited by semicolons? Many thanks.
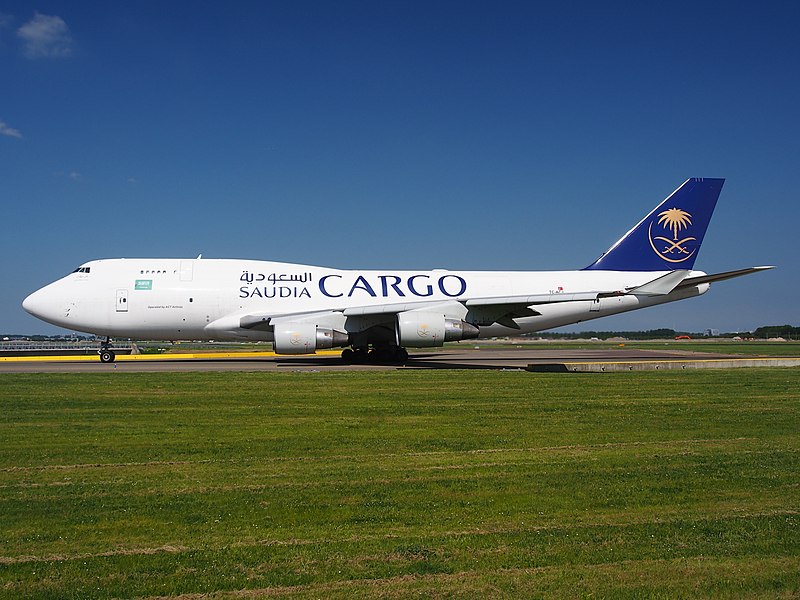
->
0;351;343;363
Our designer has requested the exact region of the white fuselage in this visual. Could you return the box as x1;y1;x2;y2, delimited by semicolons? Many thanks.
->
23;258;709;342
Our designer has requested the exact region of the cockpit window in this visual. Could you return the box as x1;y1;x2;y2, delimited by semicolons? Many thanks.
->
72;267;91;273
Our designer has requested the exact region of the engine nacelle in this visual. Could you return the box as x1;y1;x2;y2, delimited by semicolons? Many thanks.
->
273;323;349;355
396;312;480;348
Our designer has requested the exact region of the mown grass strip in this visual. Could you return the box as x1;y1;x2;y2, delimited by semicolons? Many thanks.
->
0;369;798;598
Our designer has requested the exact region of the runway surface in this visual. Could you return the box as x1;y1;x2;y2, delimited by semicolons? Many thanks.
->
0;346;770;373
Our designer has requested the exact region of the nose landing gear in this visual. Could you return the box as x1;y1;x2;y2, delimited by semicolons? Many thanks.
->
99;337;116;363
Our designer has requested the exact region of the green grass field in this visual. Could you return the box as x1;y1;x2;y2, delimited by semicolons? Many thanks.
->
1;369;798;598
553;341;800;356
463;340;800;356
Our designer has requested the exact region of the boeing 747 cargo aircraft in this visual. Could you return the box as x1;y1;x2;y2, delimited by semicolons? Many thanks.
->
23;178;772;363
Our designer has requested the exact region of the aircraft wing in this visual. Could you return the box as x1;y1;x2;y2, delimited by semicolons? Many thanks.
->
464;292;602;306
239;300;464;330
239;292;606;332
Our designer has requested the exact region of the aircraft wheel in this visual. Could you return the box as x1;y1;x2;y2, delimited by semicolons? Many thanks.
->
341;348;355;364
99;350;116;363
352;348;368;364
395;347;409;363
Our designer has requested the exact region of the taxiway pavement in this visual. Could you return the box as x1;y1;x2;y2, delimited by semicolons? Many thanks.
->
0;347;772;373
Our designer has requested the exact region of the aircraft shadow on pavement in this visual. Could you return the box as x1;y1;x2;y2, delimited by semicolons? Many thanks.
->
269;350;727;370
273;353;538;370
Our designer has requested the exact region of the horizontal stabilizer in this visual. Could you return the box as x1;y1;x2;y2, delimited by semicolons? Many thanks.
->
629;270;690;296
677;266;775;288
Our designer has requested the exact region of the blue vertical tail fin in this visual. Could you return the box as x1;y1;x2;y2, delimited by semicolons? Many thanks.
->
584;178;724;271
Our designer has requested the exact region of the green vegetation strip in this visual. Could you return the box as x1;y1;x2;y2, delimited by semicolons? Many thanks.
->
468;340;800;356
0;370;798;598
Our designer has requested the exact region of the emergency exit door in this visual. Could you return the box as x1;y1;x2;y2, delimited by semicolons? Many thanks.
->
116;289;129;312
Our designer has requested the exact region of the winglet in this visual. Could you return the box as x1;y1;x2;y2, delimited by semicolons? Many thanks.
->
584;178;725;271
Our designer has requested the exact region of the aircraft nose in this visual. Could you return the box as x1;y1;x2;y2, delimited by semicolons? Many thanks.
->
22;287;57;321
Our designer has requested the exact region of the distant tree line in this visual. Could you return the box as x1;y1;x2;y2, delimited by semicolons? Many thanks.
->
1;334;97;341
529;329;692;340
530;325;800;340
752;325;800;340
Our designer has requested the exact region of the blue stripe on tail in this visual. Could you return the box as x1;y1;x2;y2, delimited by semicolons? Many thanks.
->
583;178;724;272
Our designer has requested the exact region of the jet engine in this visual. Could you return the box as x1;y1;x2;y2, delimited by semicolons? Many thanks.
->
273;323;349;354
396;312;480;347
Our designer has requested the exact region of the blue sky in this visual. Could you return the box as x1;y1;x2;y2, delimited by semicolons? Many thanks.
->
2;1;798;334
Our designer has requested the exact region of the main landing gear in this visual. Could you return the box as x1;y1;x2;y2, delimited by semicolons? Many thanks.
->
341;346;409;365
99;337;116;363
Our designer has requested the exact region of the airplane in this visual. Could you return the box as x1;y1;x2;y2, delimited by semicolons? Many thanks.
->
22;178;773;364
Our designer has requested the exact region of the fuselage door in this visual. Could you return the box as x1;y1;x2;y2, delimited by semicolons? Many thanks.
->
116;289;129;312
180;260;194;282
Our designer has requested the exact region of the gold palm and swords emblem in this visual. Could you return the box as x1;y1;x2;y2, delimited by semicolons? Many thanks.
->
648;207;697;263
